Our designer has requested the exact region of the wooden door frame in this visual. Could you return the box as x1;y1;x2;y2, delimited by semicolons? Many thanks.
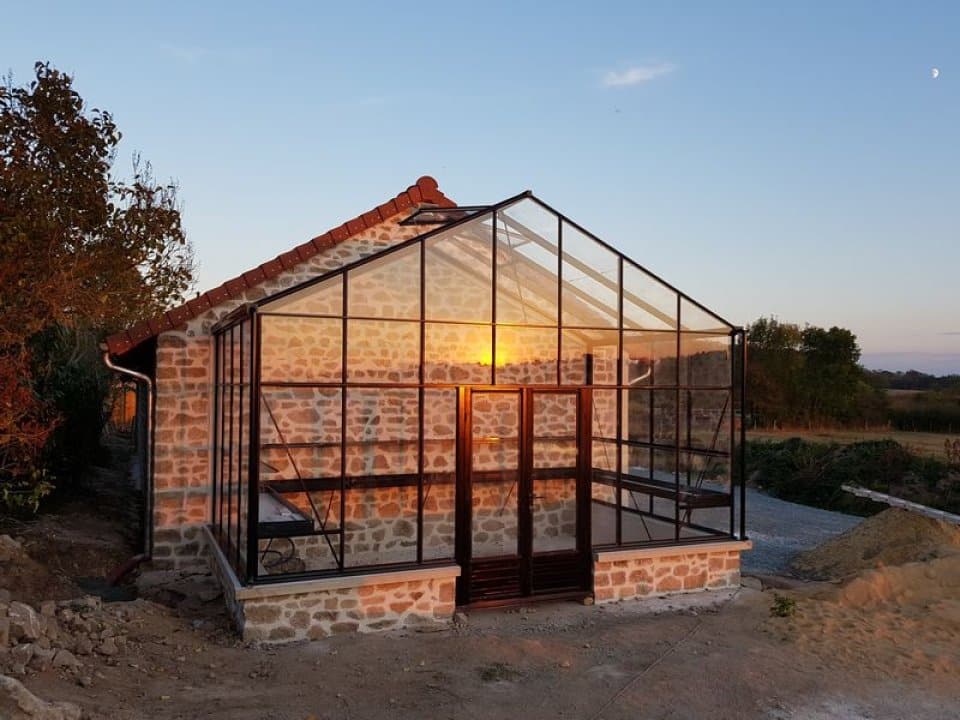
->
455;386;592;605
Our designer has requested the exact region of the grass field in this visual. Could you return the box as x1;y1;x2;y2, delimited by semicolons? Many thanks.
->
749;427;958;460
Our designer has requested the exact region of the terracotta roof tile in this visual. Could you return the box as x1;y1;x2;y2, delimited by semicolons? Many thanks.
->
205;286;231;306
224;277;248;296
186;295;212;315
277;250;301;270
106;176;456;355
166;305;192;327
260;258;284;280
242;267;266;286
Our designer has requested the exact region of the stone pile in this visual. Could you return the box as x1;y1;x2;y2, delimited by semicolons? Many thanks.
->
0;594;129;683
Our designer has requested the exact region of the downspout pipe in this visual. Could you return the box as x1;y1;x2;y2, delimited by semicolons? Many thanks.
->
102;350;154;559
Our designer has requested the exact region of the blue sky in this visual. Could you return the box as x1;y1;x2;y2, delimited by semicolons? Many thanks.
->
4;1;958;372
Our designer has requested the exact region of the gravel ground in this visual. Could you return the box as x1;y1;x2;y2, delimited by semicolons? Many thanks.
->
742;487;862;575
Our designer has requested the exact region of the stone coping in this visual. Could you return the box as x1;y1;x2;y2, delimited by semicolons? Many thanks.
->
203;524;460;601
594;539;752;564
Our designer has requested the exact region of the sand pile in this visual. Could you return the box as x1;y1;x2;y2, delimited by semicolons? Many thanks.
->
791;508;960;580
776;553;960;680
769;510;960;681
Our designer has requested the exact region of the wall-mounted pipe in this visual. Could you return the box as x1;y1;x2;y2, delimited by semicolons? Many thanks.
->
102;350;154;559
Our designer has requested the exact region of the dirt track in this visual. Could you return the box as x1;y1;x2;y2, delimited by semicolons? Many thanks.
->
4;585;954;720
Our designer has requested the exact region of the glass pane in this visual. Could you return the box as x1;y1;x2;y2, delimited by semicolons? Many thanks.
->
679;451;732;538
653;389;678;445
496;200;559;325
260;316;342;383
346;320;419;383
425;214;493;322
622;262;677;330
681;333;732;387
591;389;618;441
257;383;342;576
423;389;456;561
623;331;677;386
424;323;492;384
345;388;419;476
684;390;732;453
471;392;520;558
344;484;418;567
591;439;617;474
680;297;730;333
561;328;618;385
590;439;618;546
561;221;619;327
531;393;578;554
347;244;420;320
624;388;651;443
259;387;341;447
257;487;342;575
619;447;679;543
263;275;343;316
496;326;557;385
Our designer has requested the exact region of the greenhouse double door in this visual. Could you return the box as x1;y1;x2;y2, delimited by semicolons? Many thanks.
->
456;387;592;605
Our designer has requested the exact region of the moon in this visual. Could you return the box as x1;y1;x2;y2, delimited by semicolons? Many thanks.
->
932;67;940;79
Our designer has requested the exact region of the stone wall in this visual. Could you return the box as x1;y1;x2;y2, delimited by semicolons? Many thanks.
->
592;541;751;603
205;526;458;643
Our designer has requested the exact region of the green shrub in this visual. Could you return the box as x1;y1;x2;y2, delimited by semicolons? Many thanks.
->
747;438;955;516
770;594;797;618
0;469;54;516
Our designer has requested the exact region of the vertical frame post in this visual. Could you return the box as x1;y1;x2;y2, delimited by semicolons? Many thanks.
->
211;333;220;529
455;386;471;605
236;321;244;573
245;310;261;584
519;389;533;597
578;387;593;583
227;326;235;565
417;239;426;564
729;331;736;538
556;214;563;385
491;211;498;384
615;256;624;547
339;274;348;571
739;329;747;540
674;296;681;543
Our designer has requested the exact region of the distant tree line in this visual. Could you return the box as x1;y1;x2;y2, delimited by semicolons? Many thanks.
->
745;317;887;428
865;369;960;393
746;317;960;432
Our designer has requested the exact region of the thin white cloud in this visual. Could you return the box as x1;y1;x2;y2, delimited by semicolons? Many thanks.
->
603;63;676;88
161;43;210;64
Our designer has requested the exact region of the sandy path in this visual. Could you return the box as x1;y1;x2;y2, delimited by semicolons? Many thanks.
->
13;587;957;720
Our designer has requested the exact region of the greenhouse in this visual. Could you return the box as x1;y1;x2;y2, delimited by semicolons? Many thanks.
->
209;192;747;607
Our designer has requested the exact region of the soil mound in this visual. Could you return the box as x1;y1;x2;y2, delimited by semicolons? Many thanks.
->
771;510;960;681
778;553;960;680
791;508;960;580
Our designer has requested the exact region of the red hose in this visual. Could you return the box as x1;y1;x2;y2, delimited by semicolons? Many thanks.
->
106;553;147;586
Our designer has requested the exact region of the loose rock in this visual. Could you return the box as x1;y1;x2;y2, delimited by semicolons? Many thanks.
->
0;673;82;720
8;603;41;642
52;649;81;669
96;638;118;657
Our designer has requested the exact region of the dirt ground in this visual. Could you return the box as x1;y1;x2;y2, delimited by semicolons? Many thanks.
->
2;461;960;719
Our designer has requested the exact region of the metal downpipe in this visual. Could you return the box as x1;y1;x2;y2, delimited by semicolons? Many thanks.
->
102;350;154;559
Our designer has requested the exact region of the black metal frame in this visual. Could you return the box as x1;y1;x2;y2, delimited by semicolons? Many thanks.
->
209;192;747;589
